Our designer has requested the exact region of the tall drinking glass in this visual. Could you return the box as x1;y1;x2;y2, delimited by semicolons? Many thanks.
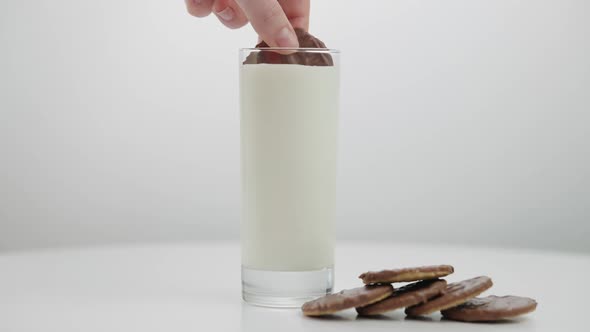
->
240;48;340;307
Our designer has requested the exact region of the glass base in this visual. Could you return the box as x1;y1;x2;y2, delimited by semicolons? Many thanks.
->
241;266;334;308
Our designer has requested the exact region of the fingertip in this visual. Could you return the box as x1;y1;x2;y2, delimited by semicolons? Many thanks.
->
213;0;249;29
185;0;213;18
215;13;249;29
215;6;235;22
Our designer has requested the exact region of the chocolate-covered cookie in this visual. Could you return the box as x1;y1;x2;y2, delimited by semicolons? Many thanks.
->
441;295;537;322
356;279;447;316
359;265;454;285
243;28;333;66
302;285;394;316
405;276;493;316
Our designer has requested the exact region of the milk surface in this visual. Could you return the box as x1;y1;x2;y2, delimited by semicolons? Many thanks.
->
240;64;339;271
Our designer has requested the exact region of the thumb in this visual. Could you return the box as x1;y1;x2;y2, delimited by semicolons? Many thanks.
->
235;0;299;47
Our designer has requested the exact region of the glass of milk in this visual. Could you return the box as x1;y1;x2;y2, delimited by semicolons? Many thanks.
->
240;48;340;307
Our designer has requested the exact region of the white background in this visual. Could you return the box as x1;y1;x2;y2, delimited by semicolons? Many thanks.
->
0;0;588;252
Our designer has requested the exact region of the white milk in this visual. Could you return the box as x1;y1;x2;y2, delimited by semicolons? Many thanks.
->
240;64;339;271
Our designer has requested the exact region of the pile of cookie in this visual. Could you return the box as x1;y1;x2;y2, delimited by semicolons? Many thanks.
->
302;265;537;322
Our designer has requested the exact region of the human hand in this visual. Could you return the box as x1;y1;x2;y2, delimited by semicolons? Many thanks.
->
185;0;310;48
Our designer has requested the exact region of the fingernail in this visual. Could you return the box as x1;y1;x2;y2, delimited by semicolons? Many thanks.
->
275;27;299;48
194;0;203;5
216;7;234;21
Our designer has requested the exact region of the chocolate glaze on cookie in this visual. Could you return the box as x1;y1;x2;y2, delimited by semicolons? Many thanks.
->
359;265;455;285
357;279;447;316
441;295;537;322
405;276;493;316
302;285;394;316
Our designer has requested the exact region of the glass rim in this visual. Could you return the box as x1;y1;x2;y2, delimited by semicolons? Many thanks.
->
240;47;340;54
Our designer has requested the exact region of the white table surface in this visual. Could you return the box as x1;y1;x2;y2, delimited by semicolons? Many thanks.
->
1;242;588;332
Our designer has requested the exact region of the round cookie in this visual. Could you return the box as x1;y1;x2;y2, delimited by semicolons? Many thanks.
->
302;285;394;316
405;276;493;316
359;265;454;284
356;279;447;316
441;295;537;322
243;28;334;66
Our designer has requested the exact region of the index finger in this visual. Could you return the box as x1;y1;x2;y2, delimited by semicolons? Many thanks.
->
278;0;310;31
235;0;298;47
